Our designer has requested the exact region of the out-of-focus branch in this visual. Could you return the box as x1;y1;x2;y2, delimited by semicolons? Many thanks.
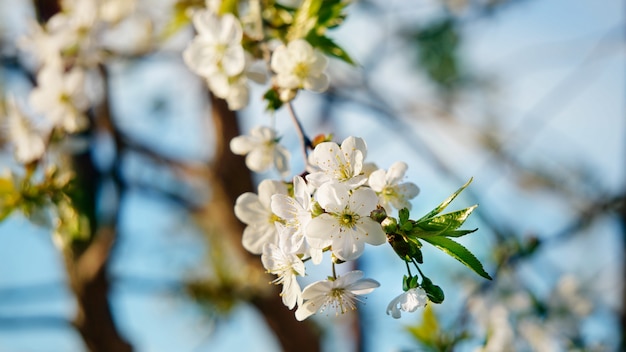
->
61;64;133;352
201;94;321;352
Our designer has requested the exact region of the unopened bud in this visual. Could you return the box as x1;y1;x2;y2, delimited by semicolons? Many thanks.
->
370;206;387;223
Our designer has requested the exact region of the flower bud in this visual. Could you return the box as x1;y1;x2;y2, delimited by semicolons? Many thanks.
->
311;201;325;217
369;206;387;224
381;217;397;233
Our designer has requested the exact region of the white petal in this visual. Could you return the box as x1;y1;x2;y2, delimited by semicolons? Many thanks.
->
332;232;363;261
349;187;379;216
229;135;256;155
246;148;273;172
341;136;368;163
295;299;319;321
303;73;329;92
234;193;266;224
242;223;277;254
368;169;386;192
398;182;420;199
316;182;348;212
258;180;287;209
270;45;291;74
356;218;386;246
305;215;337;248
386;161;408;185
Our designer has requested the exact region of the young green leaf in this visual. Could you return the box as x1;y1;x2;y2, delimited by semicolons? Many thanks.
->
287;0;322;41
416;177;473;222
412;205;478;236
421;235;492;280
306;33;356;65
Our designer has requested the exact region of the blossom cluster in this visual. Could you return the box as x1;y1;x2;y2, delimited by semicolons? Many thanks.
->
178;2;488;322
4;0;146;164
182;4;330;110
1;0;147;248
233;133;422;320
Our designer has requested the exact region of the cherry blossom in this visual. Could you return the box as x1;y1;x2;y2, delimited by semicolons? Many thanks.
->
261;223;305;309
270;39;329;96
29;63;89;133
368;161;420;213
234;179;288;254
271;176;322;263
306;182;386;261
306;136;368;188
230;126;290;177
183;11;245;79
295;270;379;321
5;98;47;164
386;287;428;319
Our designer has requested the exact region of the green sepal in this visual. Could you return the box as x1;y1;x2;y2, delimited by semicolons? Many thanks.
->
399;207;410;224
402;275;419;291
421;278;445;304
421;236;492;280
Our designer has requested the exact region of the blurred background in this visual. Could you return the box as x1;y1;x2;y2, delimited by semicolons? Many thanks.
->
0;0;624;351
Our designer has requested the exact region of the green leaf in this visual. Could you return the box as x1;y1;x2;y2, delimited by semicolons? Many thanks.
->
405;305;440;346
413;205;478;235
416;177;473;222
159;2;193;40
421;236;492;280
306;33;356;65
316;0;348;29
263;88;284;111
287;0;322;41
218;0;239;15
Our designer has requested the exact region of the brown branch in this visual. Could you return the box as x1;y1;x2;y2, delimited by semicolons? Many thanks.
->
62;64;133;352
206;94;321;352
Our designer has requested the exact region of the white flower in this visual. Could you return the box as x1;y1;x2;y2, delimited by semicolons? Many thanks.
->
29;63;89;133
234;179;288;254
368;161;420;213
230;126;290;177
306;136;368;188
306;182;386;261
18;21;64;68
261;223;305;309
271;39;329;93
386;287;428;319
99;0;136;23
5;98;47;163
183;11;245;78
295;270;379;321
207;71;250;110
271;176;323;264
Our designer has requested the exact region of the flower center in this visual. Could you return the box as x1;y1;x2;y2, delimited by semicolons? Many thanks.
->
383;186;395;197
293;62;310;80
339;212;358;228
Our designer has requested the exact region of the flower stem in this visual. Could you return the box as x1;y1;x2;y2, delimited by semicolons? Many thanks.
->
286;102;312;161
413;259;426;279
